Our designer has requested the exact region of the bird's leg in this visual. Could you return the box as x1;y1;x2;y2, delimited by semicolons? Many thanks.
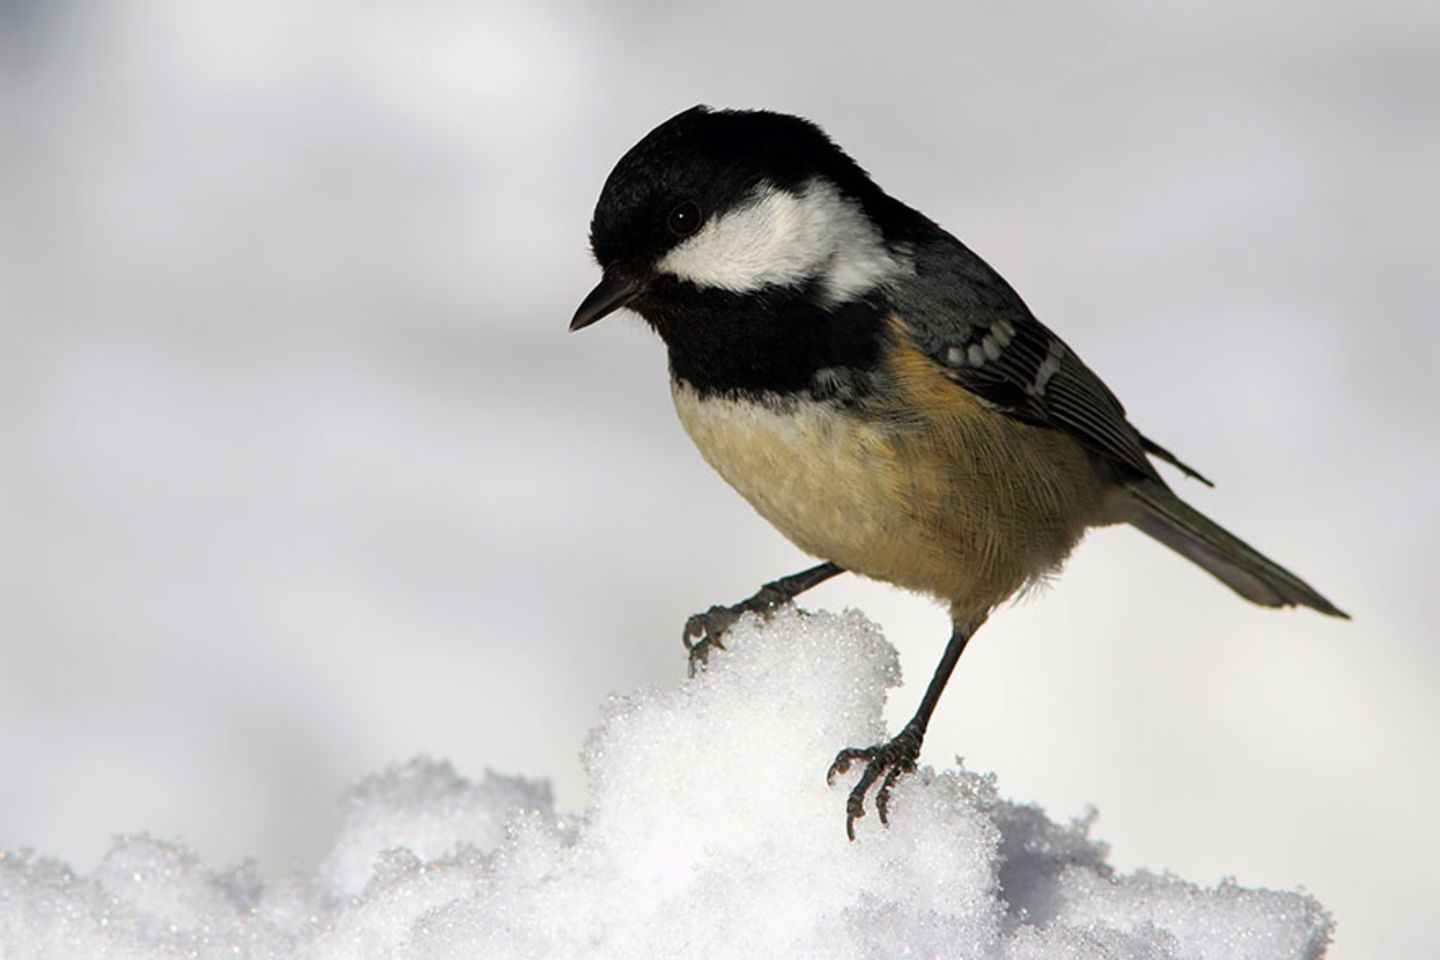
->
684;561;844;675
827;614;986;839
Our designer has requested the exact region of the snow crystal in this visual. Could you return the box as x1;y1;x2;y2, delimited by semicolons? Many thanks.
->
0;609;1331;958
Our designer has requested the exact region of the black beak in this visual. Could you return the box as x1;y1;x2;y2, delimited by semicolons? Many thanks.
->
571;272;643;332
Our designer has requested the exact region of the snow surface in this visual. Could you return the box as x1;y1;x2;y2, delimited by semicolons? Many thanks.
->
0;609;1330;959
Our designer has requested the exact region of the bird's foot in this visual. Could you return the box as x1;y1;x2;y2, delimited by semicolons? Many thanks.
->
681;618;728;677
682;583;791;677
826;724;924;840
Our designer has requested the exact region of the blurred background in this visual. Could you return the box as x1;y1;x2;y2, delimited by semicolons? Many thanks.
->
1;1;1435;956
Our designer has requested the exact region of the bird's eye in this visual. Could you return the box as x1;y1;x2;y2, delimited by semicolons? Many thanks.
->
667;200;703;238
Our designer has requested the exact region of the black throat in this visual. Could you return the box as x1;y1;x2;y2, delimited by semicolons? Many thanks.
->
637;278;891;401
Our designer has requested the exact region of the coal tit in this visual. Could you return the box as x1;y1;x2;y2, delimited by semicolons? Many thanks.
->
572;106;1346;838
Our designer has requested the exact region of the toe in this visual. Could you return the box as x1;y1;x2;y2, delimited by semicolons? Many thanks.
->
826;746;871;783
876;764;908;824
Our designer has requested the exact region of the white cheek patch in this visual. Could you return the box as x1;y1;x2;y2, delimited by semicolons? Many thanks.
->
657;178;908;304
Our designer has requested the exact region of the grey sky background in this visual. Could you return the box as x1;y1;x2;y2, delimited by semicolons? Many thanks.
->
1;2;1436;957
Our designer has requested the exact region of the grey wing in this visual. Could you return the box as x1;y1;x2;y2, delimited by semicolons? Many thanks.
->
895;236;1206;485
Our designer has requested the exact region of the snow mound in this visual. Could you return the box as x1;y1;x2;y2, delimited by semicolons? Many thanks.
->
0;609;1331;958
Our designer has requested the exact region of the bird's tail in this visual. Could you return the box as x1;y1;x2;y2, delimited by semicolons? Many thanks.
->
1125;480;1348;618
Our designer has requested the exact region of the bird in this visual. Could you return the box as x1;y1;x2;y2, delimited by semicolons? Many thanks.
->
570;105;1347;839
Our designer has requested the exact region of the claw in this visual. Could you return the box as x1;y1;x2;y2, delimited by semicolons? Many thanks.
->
876;763;908;825
825;747;867;784
679;601;763;676
825;728;923;839
679;563;846;677
683;605;743;676
684;633;726;677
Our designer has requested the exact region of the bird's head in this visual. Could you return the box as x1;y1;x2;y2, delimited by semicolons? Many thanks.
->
571;106;912;333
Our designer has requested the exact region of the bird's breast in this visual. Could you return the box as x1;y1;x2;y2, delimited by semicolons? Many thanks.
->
670;381;904;569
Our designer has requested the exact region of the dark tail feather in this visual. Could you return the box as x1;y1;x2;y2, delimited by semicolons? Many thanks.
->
1126;480;1349;618
1138;433;1214;487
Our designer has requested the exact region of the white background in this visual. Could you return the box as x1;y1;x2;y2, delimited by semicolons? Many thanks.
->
1;2;1435;956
